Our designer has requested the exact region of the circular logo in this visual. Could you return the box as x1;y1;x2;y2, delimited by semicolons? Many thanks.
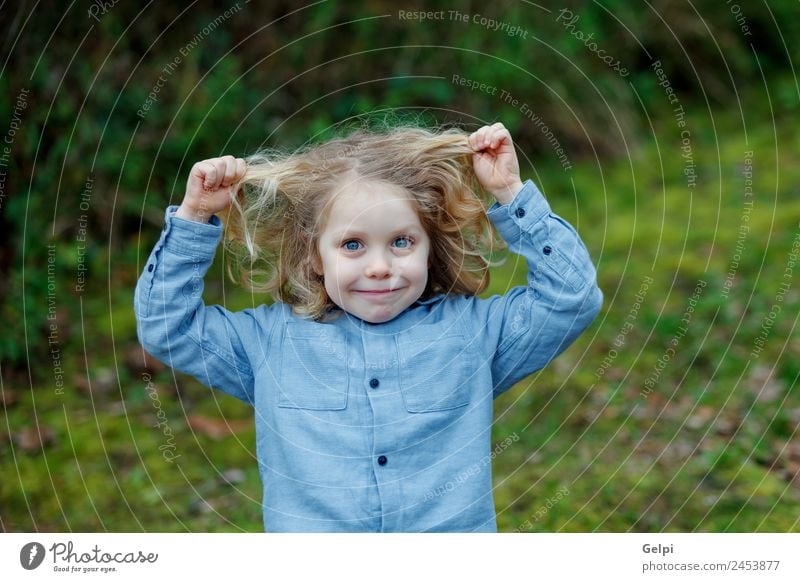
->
20;542;46;570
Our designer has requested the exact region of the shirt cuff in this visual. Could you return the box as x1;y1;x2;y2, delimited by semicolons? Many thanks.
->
160;204;223;257
486;179;551;243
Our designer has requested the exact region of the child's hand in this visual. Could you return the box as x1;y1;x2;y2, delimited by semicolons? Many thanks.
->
469;123;524;205
175;155;247;222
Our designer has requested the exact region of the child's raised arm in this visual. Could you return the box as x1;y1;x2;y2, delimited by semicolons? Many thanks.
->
466;123;603;397
134;156;272;405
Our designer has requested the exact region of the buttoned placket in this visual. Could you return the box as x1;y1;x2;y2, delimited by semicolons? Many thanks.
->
358;320;405;532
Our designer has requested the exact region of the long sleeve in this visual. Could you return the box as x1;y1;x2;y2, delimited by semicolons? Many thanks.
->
471;179;603;398
134;206;267;405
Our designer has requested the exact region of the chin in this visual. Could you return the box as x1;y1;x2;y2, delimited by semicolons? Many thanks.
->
361;310;398;324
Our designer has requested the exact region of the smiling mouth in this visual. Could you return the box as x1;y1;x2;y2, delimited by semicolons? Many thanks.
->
354;288;403;295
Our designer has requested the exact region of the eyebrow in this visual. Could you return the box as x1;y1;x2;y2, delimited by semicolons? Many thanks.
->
331;224;423;240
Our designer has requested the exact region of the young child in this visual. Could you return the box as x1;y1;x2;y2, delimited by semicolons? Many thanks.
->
134;122;602;532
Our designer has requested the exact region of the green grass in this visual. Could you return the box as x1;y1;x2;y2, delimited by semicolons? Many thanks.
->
491;112;800;532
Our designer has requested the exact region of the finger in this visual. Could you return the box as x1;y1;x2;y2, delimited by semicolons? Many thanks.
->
204;160;224;190
471;126;492;150
479;126;493;146
488;127;512;150
212;157;231;189
235;158;247;181
469;129;485;150
221;155;238;187
190;161;217;190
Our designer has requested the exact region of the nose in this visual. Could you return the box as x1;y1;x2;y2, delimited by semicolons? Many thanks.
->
364;249;392;279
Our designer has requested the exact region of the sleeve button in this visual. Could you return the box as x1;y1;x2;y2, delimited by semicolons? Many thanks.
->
514;207;526;218
543;245;552;255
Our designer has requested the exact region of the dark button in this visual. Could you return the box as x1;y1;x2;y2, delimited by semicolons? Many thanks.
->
377;455;387;466
369;378;380;389
163;223;167;231
147;264;154;272
543;245;552;255
515;207;526;218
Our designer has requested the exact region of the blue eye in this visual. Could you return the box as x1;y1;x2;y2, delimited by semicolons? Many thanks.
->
343;240;362;251
393;236;412;249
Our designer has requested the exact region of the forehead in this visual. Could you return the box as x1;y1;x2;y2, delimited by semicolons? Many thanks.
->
322;179;423;230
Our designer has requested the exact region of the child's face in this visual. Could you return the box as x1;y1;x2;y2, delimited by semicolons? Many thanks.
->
315;179;431;324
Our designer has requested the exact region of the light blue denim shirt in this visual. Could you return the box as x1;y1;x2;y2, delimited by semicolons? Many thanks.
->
134;179;602;532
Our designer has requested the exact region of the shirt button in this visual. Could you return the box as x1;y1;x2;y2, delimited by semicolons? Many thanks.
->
369;378;380;389
543;245;552;255
147;264;154;272
377;455;388;466
163;223;167;231
515;207;526;218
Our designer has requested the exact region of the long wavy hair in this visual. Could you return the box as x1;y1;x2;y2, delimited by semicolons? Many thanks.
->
223;123;504;320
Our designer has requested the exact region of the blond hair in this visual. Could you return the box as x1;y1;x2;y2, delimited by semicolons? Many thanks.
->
223;124;503;320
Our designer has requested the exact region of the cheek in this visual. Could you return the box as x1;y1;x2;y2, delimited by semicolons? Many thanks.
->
400;255;430;282
323;255;358;285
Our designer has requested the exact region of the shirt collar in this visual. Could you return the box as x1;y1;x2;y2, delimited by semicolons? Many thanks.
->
414;294;446;306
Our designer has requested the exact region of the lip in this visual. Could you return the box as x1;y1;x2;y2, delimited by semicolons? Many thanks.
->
353;287;404;297
353;288;403;295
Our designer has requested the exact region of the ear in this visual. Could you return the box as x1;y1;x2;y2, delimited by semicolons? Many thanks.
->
305;235;323;276
299;231;322;277
311;254;323;277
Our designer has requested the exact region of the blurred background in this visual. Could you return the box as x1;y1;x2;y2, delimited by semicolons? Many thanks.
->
1;0;798;532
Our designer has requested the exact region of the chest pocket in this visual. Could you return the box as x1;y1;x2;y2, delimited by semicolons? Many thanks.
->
396;333;472;413
278;323;348;410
